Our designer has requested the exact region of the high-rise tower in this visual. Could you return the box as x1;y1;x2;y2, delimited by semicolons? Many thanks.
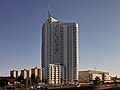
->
41;9;78;84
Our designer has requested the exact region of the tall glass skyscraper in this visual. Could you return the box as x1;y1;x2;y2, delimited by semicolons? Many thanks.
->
41;10;78;84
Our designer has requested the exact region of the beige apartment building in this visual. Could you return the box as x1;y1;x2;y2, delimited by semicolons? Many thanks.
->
31;66;42;81
10;70;20;78
21;69;30;79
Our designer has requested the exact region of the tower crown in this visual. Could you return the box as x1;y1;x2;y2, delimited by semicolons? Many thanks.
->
48;6;51;18
48;0;51;18
46;5;58;22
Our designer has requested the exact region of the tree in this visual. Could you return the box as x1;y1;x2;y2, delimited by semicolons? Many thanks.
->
60;78;63;84
74;80;78;85
31;74;40;83
34;76;39;83
93;77;101;86
0;79;8;89
31;74;35;83
16;75;24;83
42;78;48;84
113;76;118;84
15;75;25;85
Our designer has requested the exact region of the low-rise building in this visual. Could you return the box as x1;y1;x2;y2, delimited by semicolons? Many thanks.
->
10;70;20;78
38;68;42;81
102;72;111;81
0;77;15;84
78;70;111;83
31;66;38;77
31;66;42;81
21;69;30;79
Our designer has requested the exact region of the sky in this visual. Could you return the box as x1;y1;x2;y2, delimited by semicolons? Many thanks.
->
0;0;120;77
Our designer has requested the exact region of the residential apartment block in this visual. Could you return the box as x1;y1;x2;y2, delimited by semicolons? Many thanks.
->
21;69;30;79
31;66;42;81
10;70;20;78
48;64;65;84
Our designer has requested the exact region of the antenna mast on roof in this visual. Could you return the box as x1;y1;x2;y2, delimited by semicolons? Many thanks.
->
94;67;97;71
48;0;51;18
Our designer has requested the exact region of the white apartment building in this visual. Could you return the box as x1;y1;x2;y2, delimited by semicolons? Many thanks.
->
42;10;78;84
48;64;64;84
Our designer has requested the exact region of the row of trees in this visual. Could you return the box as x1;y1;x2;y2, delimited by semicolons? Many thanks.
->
0;74;41;89
93;77;101;86
1;76;112;88
93;76;120;86
0;79;8;89
15;74;41;84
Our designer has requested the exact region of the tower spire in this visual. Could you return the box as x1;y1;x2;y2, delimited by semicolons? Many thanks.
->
48;0;51;18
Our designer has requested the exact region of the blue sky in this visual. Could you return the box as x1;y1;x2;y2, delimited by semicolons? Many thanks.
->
0;0;120;77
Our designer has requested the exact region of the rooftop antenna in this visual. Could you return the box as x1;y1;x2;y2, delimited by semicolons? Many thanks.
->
48;0;51;18
94;67;97;71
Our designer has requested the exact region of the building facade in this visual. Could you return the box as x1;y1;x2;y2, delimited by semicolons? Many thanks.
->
78;70;111;83
10;70;20;78
38;68;42;82
42;10;78;84
31;66;38;77
102;72;111;82
48;64;65;84
21;69;30;79
31;66;42;81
